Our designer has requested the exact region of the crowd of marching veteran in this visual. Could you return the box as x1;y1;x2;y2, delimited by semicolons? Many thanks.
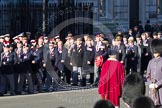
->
0;19;162;96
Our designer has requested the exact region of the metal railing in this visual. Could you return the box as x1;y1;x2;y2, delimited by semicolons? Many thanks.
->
0;1;93;38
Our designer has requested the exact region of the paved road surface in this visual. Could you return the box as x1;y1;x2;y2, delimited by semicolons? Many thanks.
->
0;84;149;108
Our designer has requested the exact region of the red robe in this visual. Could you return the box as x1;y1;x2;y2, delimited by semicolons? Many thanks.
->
98;59;125;106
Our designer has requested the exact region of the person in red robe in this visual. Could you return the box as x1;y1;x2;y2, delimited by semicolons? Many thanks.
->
98;49;125;108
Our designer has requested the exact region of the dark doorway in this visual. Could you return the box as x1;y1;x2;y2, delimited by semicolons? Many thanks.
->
129;0;139;29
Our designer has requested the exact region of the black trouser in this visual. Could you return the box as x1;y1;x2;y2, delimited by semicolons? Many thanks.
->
45;70;59;90
126;60;137;75
32;72;43;92
81;73;86;86
89;73;94;84
141;55;152;76
0;74;15;94
57;70;62;81
18;72;33;93
42;67;47;85
14;73;19;93
31;64;43;92
64;66;71;84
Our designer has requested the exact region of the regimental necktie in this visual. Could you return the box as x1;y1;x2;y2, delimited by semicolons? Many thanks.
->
96;43;99;52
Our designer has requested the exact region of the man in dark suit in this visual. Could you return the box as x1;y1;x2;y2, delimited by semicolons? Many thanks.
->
42;36;49;85
141;33;152;76
113;36;126;63
55;41;65;82
61;35;73;84
94;34;108;85
9;44;18;93
70;38;84;86
43;42;59;91
125;39;138;74
18;44;33;94
14;42;23;93
0;45;15;96
31;44;43;92
82;38;94;86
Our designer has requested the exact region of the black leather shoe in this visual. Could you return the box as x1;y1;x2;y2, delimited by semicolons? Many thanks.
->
0;93;4;96
16;92;22;95
10;92;15;96
28;92;34;94
72;84;78;86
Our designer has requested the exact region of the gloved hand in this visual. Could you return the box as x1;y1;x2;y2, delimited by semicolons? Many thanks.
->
149;83;158;89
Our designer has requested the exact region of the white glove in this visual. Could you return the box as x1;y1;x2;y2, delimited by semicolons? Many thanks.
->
149;83;158;89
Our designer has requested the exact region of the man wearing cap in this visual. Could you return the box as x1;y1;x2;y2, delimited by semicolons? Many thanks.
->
9;44;18;74
42;36;49;85
82;38;94;86
65;33;73;40
4;34;11;44
31;42;43;93
61;33;73;84
0;45;15;96
98;49;125;108
17;44;33;94
93;34;108;86
54;35;61;43
12;36;20;50
30;40;37;49
43;42;59;91
64;33;73;51
14;42;23;94
13;36;20;43
125;38;138;75
8;43;18;91
17;33;24;42
54;41;65;82
70;38;84;86
43;36;49;56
